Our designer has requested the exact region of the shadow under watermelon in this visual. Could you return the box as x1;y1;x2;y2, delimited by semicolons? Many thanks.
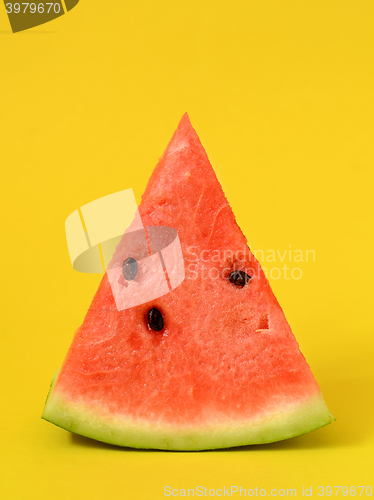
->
227;375;373;451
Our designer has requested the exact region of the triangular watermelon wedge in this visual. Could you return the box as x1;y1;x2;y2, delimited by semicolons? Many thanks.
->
42;114;333;450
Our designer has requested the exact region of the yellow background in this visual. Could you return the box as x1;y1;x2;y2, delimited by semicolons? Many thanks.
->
0;1;373;498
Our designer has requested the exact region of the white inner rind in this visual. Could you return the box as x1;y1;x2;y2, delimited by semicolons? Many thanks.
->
42;372;333;451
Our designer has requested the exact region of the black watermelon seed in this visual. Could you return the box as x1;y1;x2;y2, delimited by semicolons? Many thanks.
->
148;308;164;332
229;270;251;287
122;257;138;281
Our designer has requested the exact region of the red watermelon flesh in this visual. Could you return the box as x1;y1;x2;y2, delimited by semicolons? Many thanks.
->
42;114;333;450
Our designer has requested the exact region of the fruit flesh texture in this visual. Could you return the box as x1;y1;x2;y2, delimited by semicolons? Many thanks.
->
43;114;332;449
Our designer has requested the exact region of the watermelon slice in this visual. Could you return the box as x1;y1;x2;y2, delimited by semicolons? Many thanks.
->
42;114;333;450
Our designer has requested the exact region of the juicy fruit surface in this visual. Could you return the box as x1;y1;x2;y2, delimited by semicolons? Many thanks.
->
43;114;331;448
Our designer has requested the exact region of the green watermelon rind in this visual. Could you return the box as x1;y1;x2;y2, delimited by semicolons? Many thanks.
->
42;371;333;451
